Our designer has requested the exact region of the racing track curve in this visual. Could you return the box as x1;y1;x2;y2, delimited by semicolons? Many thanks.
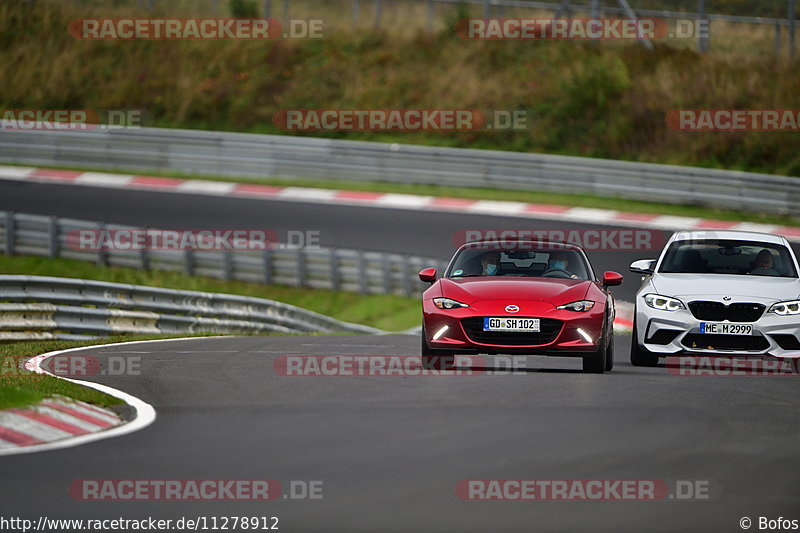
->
0;334;798;532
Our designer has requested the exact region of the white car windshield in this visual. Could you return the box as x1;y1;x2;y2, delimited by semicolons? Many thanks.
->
659;239;798;277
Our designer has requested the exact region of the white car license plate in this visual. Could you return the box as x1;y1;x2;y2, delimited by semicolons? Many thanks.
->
483;317;540;332
699;322;753;335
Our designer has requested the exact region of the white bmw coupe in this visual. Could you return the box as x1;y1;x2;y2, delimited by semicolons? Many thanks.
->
629;230;800;366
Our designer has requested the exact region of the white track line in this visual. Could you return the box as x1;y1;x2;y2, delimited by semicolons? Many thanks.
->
1;336;223;456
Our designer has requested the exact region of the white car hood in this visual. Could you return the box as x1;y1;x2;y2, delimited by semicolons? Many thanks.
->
652;273;800;303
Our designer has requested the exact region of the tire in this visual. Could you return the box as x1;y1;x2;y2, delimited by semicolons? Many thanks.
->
629;317;660;367
604;332;615;372
421;327;455;370
582;340;607;373
583;326;608;374
582;314;609;374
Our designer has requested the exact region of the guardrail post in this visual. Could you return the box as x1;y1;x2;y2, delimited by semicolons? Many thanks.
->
4;212;14;256
789;0;796;58
223;249;233;281
374;0;381;28
382;253;392;294
283;0;289;23
48;216;58;258
775;21;783;56
96;222;108;266
296;249;306;287
262;249;273;284
698;0;709;53
357;251;368;294
482;0;490;18
139;240;150;270
263;0;271;18
352;0;359;25
185;249;195;276
426;0;433;31
555;0;571;19
402;256;412;296
329;248;341;291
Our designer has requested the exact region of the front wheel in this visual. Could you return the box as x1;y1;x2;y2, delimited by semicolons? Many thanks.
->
629;317;660;367
582;341;607;373
604;332;615;371
583;310;613;374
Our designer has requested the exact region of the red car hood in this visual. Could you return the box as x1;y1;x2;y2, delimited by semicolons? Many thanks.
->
440;277;591;306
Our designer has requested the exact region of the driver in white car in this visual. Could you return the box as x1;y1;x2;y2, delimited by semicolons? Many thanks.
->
750;249;780;276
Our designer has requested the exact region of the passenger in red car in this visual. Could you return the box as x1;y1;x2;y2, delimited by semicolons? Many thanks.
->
480;251;503;276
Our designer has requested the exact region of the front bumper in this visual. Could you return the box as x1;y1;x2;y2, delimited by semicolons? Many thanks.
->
635;306;800;358
423;299;605;356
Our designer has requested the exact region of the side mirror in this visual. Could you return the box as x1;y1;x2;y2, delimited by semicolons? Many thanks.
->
419;268;437;283
629;259;656;275
602;271;623;286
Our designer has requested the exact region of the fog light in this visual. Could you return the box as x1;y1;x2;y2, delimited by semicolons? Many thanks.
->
432;325;449;340
576;328;593;343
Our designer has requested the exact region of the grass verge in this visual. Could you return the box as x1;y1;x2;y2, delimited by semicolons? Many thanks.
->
0;334;211;410
3;1;800;176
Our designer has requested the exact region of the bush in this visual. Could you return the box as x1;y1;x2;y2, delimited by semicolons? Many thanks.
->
229;0;259;18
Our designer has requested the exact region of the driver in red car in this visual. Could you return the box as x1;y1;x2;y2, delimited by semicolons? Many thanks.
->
544;251;579;279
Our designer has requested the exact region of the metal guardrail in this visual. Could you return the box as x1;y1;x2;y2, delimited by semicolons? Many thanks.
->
0;275;387;341
0;210;449;299
0;126;798;214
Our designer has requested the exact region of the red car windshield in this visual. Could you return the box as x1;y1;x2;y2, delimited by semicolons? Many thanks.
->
447;247;591;280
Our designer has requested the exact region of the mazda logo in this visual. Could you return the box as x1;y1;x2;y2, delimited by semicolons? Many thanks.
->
505;305;520;313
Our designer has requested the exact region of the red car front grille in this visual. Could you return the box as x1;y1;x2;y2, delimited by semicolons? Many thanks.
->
460;317;563;346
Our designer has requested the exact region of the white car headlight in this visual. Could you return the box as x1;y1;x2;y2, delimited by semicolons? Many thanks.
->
768;300;800;316
433;297;469;310
644;294;685;312
557;300;595;312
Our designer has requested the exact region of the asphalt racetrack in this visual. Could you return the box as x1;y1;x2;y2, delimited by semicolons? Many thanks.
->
1;334;799;532
0;179;672;303
2;180;799;532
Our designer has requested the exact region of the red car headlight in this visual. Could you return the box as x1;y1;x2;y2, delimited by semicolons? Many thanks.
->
433;297;469;310
556;300;595;312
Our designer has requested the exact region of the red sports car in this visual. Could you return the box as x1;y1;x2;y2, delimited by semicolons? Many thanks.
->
419;240;623;373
